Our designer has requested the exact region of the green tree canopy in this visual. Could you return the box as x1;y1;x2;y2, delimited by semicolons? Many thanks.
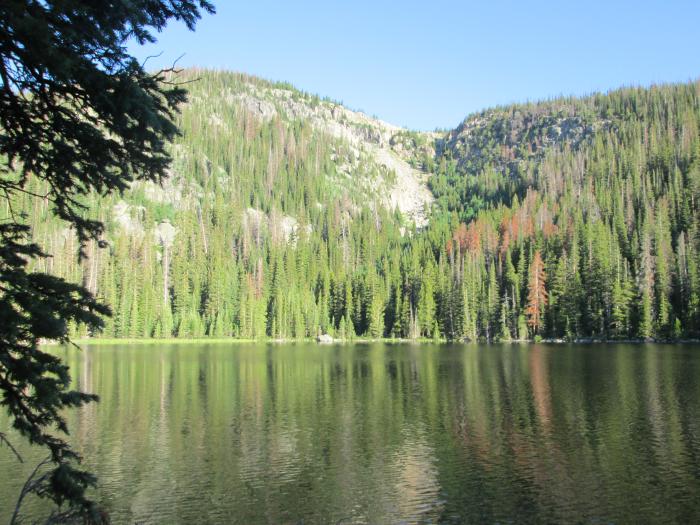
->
0;0;213;520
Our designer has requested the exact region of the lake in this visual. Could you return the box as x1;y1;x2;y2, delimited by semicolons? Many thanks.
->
2;342;700;523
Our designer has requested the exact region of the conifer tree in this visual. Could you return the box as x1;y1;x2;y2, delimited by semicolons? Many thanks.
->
0;0;214;516
526;250;547;335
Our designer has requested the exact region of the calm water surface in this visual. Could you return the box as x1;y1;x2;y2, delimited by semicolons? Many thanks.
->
1;342;700;524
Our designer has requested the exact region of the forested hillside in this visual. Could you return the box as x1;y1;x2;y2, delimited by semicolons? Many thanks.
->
14;71;700;340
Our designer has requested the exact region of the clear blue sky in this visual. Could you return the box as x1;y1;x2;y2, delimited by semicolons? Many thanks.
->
129;0;700;131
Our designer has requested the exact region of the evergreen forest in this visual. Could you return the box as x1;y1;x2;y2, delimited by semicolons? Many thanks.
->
12;70;700;341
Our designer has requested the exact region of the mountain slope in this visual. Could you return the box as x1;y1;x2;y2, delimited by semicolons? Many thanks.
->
179;70;435;225
16;72;700;340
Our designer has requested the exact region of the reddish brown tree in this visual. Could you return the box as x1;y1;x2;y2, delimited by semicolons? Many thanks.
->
526;250;548;334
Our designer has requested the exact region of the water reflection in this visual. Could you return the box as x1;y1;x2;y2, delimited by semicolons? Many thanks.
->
1;343;700;524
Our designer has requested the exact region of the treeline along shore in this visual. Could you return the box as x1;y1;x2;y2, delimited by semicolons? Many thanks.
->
17;71;700;343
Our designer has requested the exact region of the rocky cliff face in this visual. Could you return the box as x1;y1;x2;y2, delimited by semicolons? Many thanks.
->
442;102;612;178
188;71;437;227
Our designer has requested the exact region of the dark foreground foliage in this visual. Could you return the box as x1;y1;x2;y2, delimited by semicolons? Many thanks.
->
1;0;213;518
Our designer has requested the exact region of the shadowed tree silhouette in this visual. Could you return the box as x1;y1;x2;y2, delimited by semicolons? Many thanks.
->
0;0;214;520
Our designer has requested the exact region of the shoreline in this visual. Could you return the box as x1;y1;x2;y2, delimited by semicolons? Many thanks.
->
43;336;700;346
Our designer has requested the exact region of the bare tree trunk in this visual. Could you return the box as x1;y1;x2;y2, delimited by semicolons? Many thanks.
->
163;245;170;306
197;204;208;255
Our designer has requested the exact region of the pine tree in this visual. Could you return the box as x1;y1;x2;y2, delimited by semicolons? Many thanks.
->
0;0;214;516
526;250;547;336
637;220;656;339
